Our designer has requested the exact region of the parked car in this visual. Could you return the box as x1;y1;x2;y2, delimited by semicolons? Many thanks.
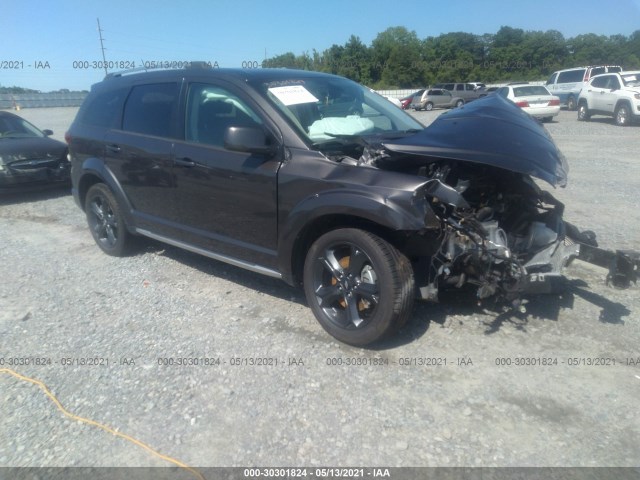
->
400;89;425;110
546;65;622;110
433;82;484;102
384;96;403;108
495;84;560;122
416;88;464;110
577;70;640;126
67;66;638;346
0;111;69;190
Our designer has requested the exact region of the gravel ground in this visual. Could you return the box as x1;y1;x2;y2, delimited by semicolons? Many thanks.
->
1;107;639;473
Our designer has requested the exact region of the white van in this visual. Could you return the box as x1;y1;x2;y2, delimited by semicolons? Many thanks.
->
546;65;622;110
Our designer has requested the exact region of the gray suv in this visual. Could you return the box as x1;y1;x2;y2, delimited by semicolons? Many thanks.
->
434;82;485;103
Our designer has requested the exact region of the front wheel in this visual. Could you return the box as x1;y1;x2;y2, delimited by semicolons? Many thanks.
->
85;183;131;256
425;102;434;111
615;104;630;126
303;228;415;346
455;99;464;108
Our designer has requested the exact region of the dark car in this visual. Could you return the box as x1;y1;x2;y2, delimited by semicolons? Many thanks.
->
0;111;69;190
67;66;639;346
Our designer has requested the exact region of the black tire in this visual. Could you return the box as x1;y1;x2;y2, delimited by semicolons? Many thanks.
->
614;103;630;126
85;183;131;256
455;99;464;108
425;102;434;111
577;102;590;121
566;95;577;111
303;228;414;346
541;117;553;123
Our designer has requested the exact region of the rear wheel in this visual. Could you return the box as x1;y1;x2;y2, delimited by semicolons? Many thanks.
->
85;183;131;256
566;95;577;111
614;103;630;126
577;102;590;121
303;228;414;346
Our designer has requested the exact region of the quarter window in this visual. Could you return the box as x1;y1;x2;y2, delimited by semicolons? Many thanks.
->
81;88;126;128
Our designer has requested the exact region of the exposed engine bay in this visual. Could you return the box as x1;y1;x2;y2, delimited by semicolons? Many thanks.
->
319;97;639;308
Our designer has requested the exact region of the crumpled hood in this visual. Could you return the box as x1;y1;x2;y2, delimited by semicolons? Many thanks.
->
382;94;569;187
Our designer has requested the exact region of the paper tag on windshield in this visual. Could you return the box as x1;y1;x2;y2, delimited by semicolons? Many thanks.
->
268;85;319;106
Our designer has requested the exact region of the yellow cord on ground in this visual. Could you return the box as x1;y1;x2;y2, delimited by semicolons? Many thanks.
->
1;368;205;480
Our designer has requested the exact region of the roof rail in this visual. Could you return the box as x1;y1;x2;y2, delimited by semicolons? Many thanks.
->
104;60;212;79
104;66;150;79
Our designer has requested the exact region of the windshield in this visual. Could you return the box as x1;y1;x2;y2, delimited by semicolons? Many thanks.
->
0;115;46;139
621;73;640;87
252;75;423;147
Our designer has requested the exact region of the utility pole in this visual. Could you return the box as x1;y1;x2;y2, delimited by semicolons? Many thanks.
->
97;18;108;76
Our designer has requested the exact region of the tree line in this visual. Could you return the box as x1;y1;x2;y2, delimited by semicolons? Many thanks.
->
262;26;640;88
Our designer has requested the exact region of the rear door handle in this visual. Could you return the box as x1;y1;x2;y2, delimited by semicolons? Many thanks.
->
174;157;196;168
106;144;121;154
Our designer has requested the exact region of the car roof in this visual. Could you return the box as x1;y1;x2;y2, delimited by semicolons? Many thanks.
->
99;67;341;87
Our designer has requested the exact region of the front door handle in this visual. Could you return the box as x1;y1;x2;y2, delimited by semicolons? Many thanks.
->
106;144;121;154
174;157;196;168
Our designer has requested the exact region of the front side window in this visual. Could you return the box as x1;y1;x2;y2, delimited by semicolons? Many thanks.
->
122;83;178;137
185;84;263;148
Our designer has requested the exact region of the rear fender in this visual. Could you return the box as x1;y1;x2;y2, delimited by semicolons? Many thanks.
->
77;157;136;232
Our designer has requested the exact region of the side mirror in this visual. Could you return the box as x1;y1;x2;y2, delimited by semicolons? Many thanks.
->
224;126;275;156
42;129;53;136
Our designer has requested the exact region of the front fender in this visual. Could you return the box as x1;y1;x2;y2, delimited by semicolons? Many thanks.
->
277;187;432;284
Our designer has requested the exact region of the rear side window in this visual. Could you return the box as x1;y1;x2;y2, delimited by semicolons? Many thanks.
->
557;69;585;83
80;88;126;128
591;76;609;88
122;83;178;137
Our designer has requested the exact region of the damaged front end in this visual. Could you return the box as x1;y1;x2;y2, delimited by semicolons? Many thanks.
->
369;95;638;305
